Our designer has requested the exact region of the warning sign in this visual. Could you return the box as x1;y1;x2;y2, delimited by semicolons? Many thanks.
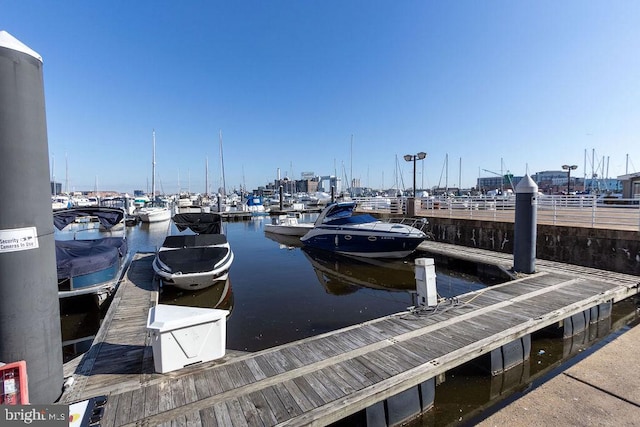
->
0;227;39;253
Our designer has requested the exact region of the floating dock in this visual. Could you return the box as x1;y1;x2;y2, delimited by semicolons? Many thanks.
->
60;246;639;426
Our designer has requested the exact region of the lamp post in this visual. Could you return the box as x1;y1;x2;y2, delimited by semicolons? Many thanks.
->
561;164;578;194
404;152;427;197
404;152;427;216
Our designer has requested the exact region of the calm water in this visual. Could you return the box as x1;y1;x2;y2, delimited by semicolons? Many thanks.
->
59;215;640;425
60;214;496;358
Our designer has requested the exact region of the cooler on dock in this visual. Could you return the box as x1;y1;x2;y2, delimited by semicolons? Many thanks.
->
146;304;229;373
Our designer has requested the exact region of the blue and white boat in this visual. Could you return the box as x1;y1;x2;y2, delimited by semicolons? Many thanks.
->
54;207;129;304
300;202;427;258
245;195;268;216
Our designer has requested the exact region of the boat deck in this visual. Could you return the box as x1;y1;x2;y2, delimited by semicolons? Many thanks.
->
60;247;639;426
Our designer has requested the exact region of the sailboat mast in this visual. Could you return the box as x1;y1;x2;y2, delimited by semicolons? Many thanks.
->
219;130;226;197
205;156;209;196
65;152;69;194
51;153;56;197
152;129;156;200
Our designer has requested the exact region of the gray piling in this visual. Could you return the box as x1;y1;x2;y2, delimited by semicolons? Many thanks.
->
513;174;538;274
0;31;63;403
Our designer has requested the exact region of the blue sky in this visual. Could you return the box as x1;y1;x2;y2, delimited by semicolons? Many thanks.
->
3;1;639;194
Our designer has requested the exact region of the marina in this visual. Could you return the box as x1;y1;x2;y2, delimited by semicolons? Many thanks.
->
3;11;640;426
58;235;639;426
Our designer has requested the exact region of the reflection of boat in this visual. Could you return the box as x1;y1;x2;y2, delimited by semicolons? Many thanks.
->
302;247;417;295
54;207;129;304
264;230;304;249
159;277;234;313
264;212;314;236
300;202;427;258
153;212;234;290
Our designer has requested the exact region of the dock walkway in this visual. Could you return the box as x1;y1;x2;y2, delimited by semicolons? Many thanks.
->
61;246;639;426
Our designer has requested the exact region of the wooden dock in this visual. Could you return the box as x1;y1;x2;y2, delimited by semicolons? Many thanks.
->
60;246;639;426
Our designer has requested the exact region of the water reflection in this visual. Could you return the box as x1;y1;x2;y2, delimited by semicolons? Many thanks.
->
263;231;304;250
302;247;417;295
158;278;234;313
60;295;103;363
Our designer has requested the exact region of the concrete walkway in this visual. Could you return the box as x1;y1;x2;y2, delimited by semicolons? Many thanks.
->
476;323;640;426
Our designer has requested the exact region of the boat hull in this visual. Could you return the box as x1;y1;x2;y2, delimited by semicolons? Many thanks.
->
300;226;425;258
152;240;234;291
138;207;171;223
264;223;313;236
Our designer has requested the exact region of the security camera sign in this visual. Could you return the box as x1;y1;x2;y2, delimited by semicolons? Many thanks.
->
0;227;39;253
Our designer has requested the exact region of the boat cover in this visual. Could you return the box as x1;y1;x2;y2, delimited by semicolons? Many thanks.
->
53;207;125;231
172;213;223;234
162;234;228;248
55;237;128;279
157;247;229;274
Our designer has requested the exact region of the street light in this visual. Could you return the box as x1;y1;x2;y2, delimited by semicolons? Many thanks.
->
561;164;578;194
404;152;427;197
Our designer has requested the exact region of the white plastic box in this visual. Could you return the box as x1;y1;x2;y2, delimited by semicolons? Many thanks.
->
146;304;229;373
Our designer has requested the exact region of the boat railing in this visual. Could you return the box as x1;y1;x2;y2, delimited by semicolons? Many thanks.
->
353;195;640;232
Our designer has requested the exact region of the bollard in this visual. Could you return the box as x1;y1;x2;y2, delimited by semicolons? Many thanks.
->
415;258;437;307
0;31;63;403
513;174;538;274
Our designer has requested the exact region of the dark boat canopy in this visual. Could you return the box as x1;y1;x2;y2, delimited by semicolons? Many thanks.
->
172;213;223;234
53;207;125;231
55;237;128;279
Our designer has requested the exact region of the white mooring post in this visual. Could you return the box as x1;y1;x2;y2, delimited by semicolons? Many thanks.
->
415;258;437;307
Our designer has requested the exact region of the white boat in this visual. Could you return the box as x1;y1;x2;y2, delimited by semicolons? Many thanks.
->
300;201;427;258
264;212;314;236
153;212;234;290
138;130;172;223
137;202;172;223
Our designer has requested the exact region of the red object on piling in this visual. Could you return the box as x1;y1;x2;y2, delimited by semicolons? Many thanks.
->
0;361;29;405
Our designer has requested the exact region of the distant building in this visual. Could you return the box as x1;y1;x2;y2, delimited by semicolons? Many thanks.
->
50;181;62;195
617;172;640;198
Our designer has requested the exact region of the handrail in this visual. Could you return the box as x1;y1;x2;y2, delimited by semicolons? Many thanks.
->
352;195;640;232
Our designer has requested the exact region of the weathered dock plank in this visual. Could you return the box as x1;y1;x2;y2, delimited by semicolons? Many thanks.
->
62;246;639;427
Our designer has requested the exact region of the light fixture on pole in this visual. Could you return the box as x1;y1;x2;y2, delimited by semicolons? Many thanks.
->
404;152;427;197
561;164;578;194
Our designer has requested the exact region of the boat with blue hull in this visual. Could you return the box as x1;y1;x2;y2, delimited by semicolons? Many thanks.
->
54;206;129;305
300;201;427;258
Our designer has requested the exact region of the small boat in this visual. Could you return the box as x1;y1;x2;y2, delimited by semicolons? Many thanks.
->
153;212;234;290
137;201;172;223
245;195;268;215
300;201;427;258
264;212;314;237
54;206;129;305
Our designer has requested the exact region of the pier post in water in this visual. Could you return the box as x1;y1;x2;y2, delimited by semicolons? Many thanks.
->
415;258;438;307
513;174;538;274
0;31;63;402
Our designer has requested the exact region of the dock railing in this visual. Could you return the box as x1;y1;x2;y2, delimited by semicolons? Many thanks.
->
353;195;640;232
